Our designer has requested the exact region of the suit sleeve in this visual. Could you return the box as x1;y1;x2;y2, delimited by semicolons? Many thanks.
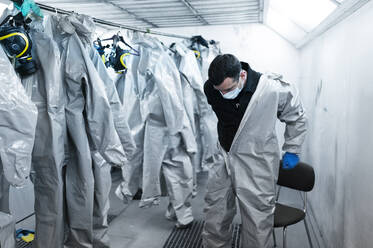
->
277;80;307;155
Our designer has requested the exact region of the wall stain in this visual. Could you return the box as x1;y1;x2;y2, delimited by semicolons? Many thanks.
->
314;79;323;106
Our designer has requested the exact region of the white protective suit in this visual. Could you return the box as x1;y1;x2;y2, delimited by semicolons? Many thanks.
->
202;73;307;248
45;14;126;248
0;212;15;248
89;46;136;248
19;20;67;248
181;37;221;169
0;18;37;208
65;14;136;248
88;28;136;248
183;37;222;82
169;43;220;195
115;33;195;226
0;44;37;248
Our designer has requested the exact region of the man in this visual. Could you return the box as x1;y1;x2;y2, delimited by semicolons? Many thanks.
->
202;54;307;248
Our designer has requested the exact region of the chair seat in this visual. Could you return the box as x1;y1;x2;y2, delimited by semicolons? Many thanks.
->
274;203;305;228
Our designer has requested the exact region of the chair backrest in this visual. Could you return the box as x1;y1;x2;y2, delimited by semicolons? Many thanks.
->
277;161;315;192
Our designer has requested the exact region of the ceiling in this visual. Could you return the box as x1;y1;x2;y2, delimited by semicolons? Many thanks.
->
34;0;264;28
0;0;368;48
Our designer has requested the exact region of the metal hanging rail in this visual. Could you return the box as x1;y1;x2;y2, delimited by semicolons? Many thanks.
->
36;3;191;39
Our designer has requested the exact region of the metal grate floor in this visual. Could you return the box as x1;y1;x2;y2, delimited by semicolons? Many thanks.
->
163;221;241;248
16;240;33;248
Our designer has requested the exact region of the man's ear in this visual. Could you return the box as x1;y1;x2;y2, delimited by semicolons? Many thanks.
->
240;70;247;80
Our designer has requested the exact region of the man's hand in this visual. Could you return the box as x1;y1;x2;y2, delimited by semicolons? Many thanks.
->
282;152;299;170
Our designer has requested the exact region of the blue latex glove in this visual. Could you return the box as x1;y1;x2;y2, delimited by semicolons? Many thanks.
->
14;0;44;18
282;152;299;170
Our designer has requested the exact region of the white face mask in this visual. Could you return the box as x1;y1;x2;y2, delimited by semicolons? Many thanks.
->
220;80;243;99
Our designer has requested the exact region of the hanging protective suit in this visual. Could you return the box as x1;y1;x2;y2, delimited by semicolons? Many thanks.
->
0;163;10;214
89;44;136;161
0;8;37;248
0;15;37;213
0;212;15;248
45;14;126;248
89;46;136;248
170;43;219;173
64;14;132;248
114;55;145;203
168;44;201;195
0;10;38;247
181;37;221;169
115;33;195;226
0;43;37;248
19;18;67;248
70;15;137;247
183;36;222;82
0;45;37;213
202;73;307;248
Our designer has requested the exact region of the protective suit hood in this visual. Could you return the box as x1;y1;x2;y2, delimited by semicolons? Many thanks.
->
68;13;95;45
57;13;94;45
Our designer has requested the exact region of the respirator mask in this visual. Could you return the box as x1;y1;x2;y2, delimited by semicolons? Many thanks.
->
0;12;36;76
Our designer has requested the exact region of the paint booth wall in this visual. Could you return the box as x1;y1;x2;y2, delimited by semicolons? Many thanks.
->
298;1;373;248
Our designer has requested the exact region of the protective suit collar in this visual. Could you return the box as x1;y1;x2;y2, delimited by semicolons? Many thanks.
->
240;61;262;93
57;15;75;35
132;32;162;50
67;13;95;45
57;13;94;45
172;43;188;56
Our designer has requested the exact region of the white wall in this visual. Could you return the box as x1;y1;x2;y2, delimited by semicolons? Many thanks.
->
298;1;373;247
155;23;300;84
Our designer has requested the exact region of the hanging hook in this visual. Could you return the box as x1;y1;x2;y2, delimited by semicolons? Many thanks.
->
54;7;58;15
118;25;122;36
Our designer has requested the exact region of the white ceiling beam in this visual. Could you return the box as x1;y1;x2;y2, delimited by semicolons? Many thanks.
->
120;2;183;8
191;2;258;8
204;20;259;25
111;0;178;3
190;0;258;5
98;0;159;28
259;0;264;23
179;0;209;25
262;0;269;24
205;17;258;21
329;0;342;6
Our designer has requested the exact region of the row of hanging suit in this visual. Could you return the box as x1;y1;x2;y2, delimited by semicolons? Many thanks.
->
0;9;222;248
0;11;136;248
114;32;221;213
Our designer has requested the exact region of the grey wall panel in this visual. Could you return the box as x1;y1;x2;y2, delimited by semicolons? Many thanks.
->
298;1;373;247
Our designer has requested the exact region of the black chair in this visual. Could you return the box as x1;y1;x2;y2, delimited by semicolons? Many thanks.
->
273;161;315;248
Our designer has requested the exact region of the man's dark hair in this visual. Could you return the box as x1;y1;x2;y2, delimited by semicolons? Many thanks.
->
208;54;241;86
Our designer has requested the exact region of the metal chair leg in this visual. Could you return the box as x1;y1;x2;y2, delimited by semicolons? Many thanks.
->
283;227;287;248
273;228;277;247
304;218;314;248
